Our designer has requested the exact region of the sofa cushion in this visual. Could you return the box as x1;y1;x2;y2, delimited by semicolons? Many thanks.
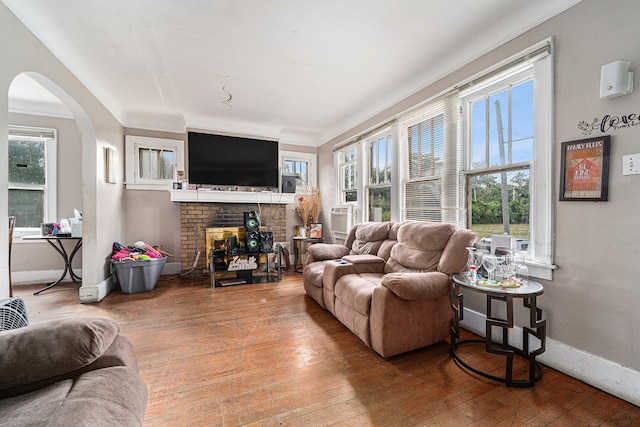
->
437;228;477;274
306;243;350;262
303;260;327;289
334;273;384;348
375;222;401;261
47;367;148;427
0;317;119;397
350;222;392;256
334;273;383;316
381;272;451;300
0;380;73;424
385;222;456;273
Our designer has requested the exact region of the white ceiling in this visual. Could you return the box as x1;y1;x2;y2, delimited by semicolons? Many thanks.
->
4;0;581;146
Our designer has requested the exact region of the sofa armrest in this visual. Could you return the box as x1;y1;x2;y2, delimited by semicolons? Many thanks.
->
342;254;386;265
0;316;121;398
322;256;386;290
381;272;451;300
306;243;350;264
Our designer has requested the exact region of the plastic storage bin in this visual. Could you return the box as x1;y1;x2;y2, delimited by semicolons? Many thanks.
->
111;257;166;293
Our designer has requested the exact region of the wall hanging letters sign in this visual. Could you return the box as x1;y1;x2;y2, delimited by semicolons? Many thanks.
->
559;136;610;201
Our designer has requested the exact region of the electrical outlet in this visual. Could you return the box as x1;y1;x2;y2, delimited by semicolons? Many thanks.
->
622;154;640;175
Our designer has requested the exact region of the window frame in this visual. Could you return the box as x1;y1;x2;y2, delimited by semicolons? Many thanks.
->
460;46;555;279
280;150;317;191
125;135;184;190
8;125;57;238
365;130;393;222
335;144;359;206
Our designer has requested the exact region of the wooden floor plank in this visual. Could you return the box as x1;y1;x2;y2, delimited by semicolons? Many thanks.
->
12;273;640;426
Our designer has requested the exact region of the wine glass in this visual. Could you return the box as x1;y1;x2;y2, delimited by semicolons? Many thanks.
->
497;254;510;280
512;251;526;274
465;247;476;272
516;264;529;285
482;254;498;281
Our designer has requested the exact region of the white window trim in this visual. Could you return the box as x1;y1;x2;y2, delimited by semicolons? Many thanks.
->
364;128;393;222
334;144;362;220
125;135;184;190
460;40;555;280
280;150;317;191
9;126;57;238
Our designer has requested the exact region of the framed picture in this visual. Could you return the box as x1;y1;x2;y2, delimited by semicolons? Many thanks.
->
559;136;610;201
105;147;117;184
309;223;323;239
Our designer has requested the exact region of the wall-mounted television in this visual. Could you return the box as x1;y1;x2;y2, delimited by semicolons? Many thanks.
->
187;132;279;188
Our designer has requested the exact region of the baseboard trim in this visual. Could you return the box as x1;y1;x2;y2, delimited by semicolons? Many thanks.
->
15;262;181;299
12;269;82;286
460;307;640;407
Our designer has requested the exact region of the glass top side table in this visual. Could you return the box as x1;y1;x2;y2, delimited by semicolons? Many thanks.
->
450;272;546;387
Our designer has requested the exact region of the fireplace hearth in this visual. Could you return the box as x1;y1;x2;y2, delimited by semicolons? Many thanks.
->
179;202;286;273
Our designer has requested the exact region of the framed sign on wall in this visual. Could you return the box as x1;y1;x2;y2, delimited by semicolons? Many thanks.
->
559;136;611;201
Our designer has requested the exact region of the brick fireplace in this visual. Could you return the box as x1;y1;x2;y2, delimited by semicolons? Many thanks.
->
179;202;287;272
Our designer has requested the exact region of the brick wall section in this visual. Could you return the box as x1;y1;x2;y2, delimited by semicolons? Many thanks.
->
180;203;286;272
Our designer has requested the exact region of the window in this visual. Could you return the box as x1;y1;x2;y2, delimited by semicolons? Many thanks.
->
366;132;392;221
338;146;358;203
8;126;57;236
283;160;308;186
138;147;174;180
125;135;184;190
461;42;554;278
399;92;462;226
463;70;534;247
332;40;553;278
280;150;317;190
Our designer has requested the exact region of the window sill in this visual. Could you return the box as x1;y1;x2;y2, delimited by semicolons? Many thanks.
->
526;260;557;281
125;182;173;191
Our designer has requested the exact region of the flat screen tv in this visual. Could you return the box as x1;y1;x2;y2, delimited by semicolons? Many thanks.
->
187;132;279;188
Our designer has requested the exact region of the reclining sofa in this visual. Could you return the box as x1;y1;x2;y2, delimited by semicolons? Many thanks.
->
303;221;475;358
0;316;148;426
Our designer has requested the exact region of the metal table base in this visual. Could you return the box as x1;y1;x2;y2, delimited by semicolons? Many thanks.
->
450;273;546;387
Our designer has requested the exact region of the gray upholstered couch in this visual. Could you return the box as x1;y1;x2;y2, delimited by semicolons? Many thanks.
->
0;316;147;426
304;221;476;358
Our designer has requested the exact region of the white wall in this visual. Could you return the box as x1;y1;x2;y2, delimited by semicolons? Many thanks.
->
1;3;126;301
9;112;83;274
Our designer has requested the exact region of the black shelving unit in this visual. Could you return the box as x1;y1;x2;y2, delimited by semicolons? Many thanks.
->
209;244;282;288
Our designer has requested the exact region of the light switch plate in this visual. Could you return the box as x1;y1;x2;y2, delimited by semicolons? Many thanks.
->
622;154;640;175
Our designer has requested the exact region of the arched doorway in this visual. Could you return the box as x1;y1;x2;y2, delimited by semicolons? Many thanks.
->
5;72;96;299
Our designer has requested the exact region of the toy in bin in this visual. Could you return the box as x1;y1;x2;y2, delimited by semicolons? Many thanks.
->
111;241;171;293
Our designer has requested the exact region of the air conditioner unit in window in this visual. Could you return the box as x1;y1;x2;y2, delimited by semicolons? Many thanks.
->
330;205;354;244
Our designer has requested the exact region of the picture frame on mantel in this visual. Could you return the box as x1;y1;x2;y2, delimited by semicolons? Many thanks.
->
559;135;610;201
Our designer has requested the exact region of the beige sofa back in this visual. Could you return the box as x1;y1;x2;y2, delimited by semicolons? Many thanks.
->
385;221;474;275
345;222;399;261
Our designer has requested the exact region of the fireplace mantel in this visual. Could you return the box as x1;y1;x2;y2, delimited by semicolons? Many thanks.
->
169;190;294;204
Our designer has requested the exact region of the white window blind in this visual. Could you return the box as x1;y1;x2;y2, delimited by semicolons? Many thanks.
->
399;91;463;226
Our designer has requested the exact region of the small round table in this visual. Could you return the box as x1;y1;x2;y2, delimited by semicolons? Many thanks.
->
450;272;546;387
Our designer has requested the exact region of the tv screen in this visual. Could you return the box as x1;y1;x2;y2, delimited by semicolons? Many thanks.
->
187;132;279;188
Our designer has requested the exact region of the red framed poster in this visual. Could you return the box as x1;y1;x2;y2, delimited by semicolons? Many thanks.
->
559;136;610;201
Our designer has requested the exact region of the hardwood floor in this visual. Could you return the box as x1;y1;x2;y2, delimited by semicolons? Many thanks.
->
13;273;640;426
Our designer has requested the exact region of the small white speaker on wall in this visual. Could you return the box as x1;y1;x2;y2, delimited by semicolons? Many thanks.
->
600;60;633;100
